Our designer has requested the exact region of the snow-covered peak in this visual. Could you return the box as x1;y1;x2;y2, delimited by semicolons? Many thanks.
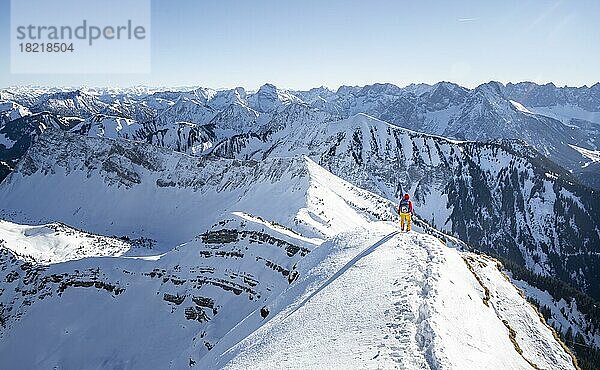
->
209;101;259;135
358;82;404;96
428;81;467;94
0;100;32;122
335;85;362;97
291;86;336;106
156;95;216;125
473;81;505;98
248;83;302;113
204;87;248;110
75;113;143;140
29;89;110;118
263;102;338;134
403;82;433;96
418;81;469;111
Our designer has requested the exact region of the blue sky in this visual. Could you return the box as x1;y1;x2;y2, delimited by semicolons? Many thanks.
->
1;0;598;89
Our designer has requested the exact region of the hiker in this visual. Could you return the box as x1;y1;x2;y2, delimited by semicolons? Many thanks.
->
398;193;414;232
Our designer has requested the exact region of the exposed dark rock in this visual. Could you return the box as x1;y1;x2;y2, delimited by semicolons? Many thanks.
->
260;306;269;318
163;293;185;305
201;229;239;244
184;306;210;322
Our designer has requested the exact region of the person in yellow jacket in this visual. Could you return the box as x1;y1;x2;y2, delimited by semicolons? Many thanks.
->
398;193;414;232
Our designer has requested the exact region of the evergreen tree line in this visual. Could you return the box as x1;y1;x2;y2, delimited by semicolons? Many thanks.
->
500;257;600;327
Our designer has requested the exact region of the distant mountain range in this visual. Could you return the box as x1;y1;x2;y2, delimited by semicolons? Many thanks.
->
2;81;599;188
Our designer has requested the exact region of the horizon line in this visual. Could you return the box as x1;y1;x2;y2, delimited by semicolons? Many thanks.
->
2;80;599;92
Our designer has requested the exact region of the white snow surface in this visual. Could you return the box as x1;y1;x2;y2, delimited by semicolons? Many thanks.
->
527;104;600;126
0;100;31;121
0;133;14;149
509;100;534;114
569;143;600;168
0;219;131;264
203;226;574;370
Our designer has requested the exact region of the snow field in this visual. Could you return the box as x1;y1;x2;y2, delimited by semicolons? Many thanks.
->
0;219;131;263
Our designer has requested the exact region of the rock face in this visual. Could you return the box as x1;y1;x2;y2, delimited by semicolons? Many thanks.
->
0;109;79;178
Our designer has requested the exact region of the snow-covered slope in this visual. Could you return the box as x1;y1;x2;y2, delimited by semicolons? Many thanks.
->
0;101;31;124
0;213;319;369
0;82;598;366
0;130;364;246
199;225;575;370
0;132;577;369
0;219;132;264
295;81;600;189
0;131;389;368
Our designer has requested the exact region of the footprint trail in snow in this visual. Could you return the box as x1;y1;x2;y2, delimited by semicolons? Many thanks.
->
205;223;575;370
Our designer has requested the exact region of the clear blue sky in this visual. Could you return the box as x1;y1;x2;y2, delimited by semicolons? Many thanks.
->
1;0;598;89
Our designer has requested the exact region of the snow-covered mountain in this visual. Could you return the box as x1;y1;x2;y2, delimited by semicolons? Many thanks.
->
1;83;598;294
295;82;600;189
210;110;600;300
0;131;579;369
504;82;600;113
0;219;133;264
0;82;599;367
